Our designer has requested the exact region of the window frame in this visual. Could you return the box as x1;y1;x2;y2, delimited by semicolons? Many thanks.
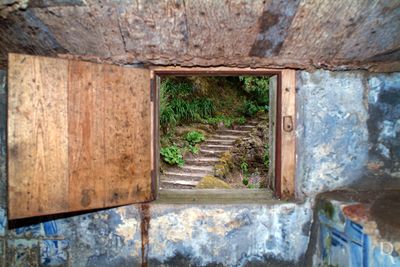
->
150;67;296;200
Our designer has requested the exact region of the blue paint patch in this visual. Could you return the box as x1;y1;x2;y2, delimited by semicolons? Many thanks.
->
40;240;69;266
43;221;58;237
345;220;363;244
0;208;6;236
372;245;400;267
349;241;363;267
12;223;44;238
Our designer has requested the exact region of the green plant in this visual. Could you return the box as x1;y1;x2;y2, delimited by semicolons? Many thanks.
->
263;144;270;169
240;161;249;176
242;100;260;117
185;131;205;145
242;177;249;186
159;78;216;130
239;76;269;106
161;78;193;98
203;115;243;128
188;144;199;154
235;116;246;125
160;146;184;166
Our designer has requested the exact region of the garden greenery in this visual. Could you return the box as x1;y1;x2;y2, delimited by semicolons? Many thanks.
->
159;76;270;171
160;146;184;167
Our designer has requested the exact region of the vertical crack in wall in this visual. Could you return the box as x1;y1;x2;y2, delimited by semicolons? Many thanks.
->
116;9;128;53
249;0;300;57
140;204;151;267
181;0;190;50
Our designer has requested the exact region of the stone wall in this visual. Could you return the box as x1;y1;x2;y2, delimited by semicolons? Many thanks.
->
296;70;369;198
0;69;399;266
1;0;400;72
366;73;400;180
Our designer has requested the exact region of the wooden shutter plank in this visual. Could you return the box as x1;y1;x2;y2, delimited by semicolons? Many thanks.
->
8;54;69;219
102;65;152;206
68;60;106;211
8;54;153;219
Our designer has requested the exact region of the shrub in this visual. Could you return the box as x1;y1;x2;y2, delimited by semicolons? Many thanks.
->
235;116;246;125
160;146;184;166
160;79;215;130
188;144;199;154
203;115;236;128
185;131;205;145
239;76;269;106
242;100;260;117
161;78;193;98
240;161;249;177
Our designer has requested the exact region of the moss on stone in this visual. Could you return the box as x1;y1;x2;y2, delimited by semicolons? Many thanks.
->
214;164;227;177
196;175;231;189
321;201;335;220
214;152;234;179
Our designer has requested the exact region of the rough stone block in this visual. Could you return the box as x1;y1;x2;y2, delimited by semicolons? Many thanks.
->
6;239;40;266
40;239;69;266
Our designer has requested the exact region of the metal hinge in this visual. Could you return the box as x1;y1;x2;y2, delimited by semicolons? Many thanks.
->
150;78;155;102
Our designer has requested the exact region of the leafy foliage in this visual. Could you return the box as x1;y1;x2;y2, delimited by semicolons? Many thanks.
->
241;161;256;187
203;115;246;128
263;144;270;169
160;78;215;130
185;131;205;145
160;146;184;167
161;78;193;98
242;100;260;116
240;161;249;176
239;76;269;105
239;76;270;117
187;144;199;154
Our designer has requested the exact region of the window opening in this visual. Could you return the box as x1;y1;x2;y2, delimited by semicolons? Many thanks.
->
156;75;275;193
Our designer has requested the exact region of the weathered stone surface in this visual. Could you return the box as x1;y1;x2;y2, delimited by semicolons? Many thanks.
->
367;73;400;177
1;68;400;265
0;0;28;18
0;0;399;71
296;70;400;198
296;70;369;198
0;9;67;65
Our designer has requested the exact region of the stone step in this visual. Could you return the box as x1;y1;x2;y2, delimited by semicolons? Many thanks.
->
185;157;220;166
163;171;207;180
248;122;261;126
216;129;250;135
161;179;198;187
202;144;234;149
211;134;241;140
199;149;226;156
180;165;214;172
236;125;256;130
206;139;236;144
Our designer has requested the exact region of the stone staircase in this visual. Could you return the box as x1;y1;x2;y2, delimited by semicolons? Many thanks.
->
160;120;259;189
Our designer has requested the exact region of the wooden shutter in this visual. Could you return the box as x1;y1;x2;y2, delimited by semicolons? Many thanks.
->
8;54;153;219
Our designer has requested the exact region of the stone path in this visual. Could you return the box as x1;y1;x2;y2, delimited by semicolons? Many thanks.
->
160;120;259;189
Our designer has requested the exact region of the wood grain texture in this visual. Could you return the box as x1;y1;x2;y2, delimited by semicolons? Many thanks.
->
68;60;152;210
68;60;106;210
8;54;152;219
8;53;69;219
280;69;296;199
